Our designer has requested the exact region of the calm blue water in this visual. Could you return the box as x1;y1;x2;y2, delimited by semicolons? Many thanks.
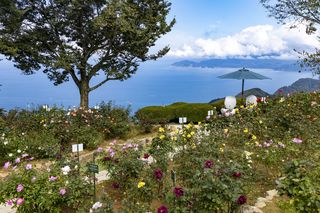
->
0;59;313;112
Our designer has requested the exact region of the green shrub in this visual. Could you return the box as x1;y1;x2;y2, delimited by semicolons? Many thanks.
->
171;103;212;122
0;158;92;212
135;106;174;132
96;124;250;212
277;160;320;212
0;131;60;164
0;102;132;163
69;126;104;150
136;98;245;127
136;102;215;126
93;102;131;139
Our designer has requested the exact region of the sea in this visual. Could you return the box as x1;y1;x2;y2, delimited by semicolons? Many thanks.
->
0;59;314;113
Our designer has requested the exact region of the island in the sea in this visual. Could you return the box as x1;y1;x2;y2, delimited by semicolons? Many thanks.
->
172;58;305;72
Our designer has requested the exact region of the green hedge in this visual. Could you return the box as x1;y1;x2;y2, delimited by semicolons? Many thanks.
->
135;98;245;126
136;102;218;125
170;103;212;122
135;106;174;125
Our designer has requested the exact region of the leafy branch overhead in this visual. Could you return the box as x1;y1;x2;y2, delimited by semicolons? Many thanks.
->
0;0;175;107
261;0;320;74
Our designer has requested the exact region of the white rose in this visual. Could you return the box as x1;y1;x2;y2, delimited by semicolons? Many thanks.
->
92;202;102;209
61;165;71;175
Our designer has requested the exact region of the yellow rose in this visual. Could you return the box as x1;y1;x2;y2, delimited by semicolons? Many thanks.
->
187;134;191;138
252;135;257;140
190;131;195;136
137;181;145;188
159;135;165;140
171;136;177;141
235;108;239;113
240;105;244;109
158;127;165;133
243;128;249;133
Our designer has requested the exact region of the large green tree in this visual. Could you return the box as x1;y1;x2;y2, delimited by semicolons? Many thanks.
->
261;0;320;74
0;0;175;108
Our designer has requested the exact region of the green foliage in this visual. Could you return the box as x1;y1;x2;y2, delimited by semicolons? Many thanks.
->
261;0;320;25
135;102;214;129
261;0;320;75
101;146;145;190
136;106;173;124
0;103;132;164
96;125;251;212
277;160;320;212
0;131;60;163
171;103;213;122
94;102;131;139
0;159;92;212
135;99;243;130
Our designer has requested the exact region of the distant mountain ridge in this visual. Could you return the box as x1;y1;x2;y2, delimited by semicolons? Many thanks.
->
275;78;320;95
209;78;320;103
173;59;302;72
236;88;270;97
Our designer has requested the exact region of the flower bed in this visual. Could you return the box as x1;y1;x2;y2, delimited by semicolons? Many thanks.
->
0;102;131;164
1;92;320;212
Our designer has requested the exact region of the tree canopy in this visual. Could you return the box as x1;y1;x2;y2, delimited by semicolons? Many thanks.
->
0;0;175;108
261;0;320;75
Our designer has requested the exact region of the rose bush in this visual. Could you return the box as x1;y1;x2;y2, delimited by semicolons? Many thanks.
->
0;102;132;164
0;156;92;212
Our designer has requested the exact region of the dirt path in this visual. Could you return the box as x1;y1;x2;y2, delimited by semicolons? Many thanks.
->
78;133;155;162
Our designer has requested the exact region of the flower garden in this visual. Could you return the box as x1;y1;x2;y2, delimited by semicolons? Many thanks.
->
0;93;320;212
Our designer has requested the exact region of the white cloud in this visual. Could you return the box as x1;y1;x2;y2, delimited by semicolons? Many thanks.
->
168;24;319;59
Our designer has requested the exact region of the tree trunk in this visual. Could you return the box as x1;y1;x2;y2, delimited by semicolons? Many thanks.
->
79;80;89;109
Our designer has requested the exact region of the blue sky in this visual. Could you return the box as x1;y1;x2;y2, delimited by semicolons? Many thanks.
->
157;0;319;59
169;0;274;37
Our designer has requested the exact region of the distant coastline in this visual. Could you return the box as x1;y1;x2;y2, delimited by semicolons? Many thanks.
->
172;58;305;72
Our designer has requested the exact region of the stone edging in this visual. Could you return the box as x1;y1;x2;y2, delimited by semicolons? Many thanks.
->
242;189;279;213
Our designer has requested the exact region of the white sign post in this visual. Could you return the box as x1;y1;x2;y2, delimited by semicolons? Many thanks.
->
207;110;214;117
179;117;187;127
72;144;83;153
72;144;84;173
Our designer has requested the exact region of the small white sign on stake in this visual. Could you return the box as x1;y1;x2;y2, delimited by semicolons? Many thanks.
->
179;117;187;124
72;144;84;153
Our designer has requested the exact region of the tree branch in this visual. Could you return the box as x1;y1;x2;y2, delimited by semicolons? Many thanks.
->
89;76;120;91
287;0;320;24
88;45;114;79
68;67;81;88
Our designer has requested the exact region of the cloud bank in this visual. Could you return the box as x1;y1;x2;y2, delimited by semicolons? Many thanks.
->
168;24;319;59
